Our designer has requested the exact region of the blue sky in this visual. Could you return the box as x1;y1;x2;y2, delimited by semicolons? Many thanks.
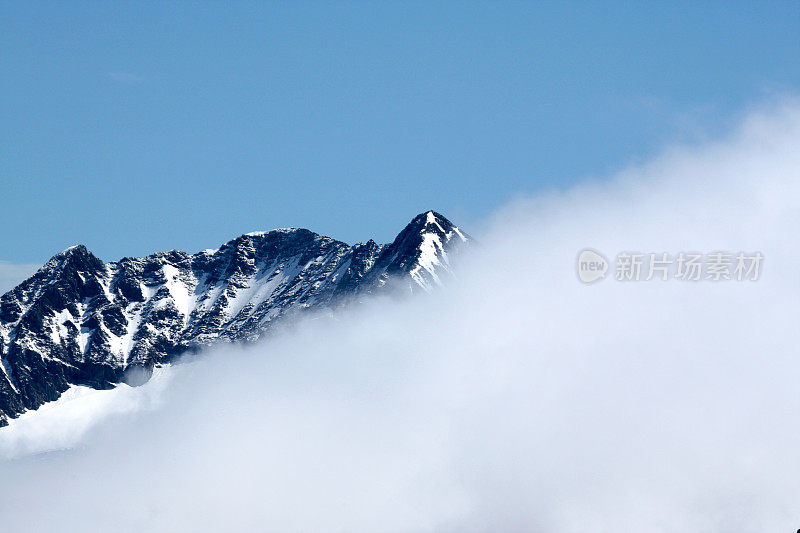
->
1;1;799;264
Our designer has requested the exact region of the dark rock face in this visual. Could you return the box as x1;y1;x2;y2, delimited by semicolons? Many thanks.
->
0;211;469;425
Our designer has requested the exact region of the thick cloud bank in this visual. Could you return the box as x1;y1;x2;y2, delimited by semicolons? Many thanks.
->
1;100;800;531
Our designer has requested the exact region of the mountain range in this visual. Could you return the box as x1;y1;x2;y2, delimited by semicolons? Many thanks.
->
0;211;470;426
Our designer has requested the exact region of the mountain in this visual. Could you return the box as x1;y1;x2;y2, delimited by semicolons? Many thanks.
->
0;211;470;426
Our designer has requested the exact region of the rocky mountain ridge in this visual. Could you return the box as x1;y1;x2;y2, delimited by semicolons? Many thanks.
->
0;211;469;426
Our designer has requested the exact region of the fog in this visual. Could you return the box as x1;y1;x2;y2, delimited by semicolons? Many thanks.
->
1;99;799;532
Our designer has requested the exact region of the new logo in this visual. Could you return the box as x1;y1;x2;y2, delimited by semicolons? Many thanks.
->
576;248;608;284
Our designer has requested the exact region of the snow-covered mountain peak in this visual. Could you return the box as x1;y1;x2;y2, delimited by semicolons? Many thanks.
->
0;211;471;426
242;227;304;238
401;210;469;244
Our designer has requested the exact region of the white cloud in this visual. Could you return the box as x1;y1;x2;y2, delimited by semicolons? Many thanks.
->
0;261;39;294
108;71;145;84
0;368;171;457
1;98;799;531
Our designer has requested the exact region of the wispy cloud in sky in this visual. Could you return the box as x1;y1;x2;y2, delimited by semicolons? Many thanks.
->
1;98;799;531
0;262;39;294
107;71;145;84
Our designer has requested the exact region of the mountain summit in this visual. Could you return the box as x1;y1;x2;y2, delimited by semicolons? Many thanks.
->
0;211;470;425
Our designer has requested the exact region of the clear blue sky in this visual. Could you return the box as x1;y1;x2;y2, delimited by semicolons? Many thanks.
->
2;1;799;263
